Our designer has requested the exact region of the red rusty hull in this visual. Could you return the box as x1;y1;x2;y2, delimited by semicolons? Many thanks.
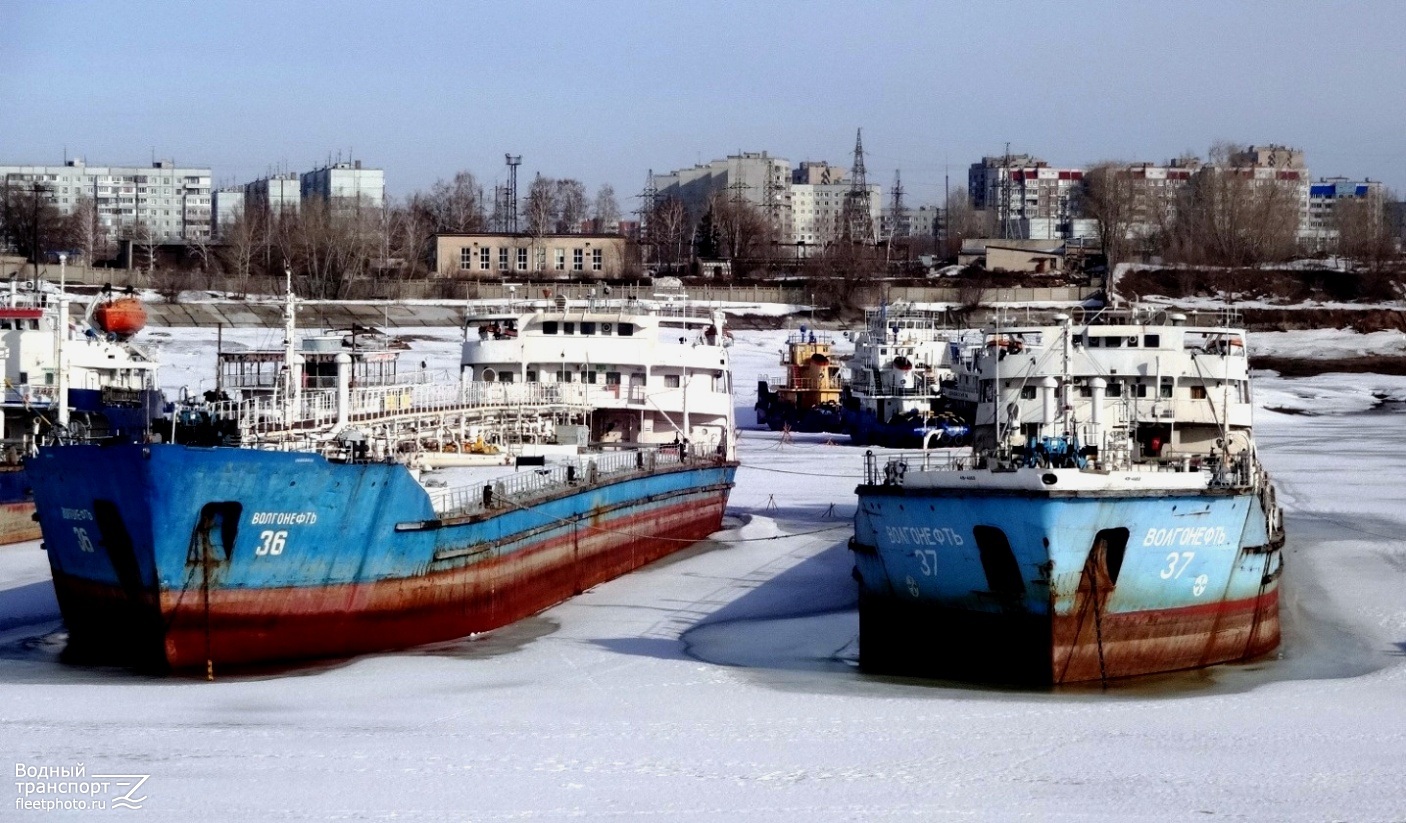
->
859;587;1280;686
1052;588;1280;684
53;490;728;670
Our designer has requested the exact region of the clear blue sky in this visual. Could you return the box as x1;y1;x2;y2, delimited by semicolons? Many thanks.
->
3;0;1403;208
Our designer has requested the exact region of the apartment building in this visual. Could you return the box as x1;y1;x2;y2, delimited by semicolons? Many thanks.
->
650;152;794;243
967;154;1090;240
0;157;212;243
1300;177;1384;249
301;161;385;210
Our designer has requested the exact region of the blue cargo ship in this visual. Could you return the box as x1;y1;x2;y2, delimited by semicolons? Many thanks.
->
30;286;737;670
851;309;1284;685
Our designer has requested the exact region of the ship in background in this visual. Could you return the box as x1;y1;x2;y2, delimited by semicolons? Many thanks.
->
841;304;974;448
754;326;846;433
0;279;161;543
851;307;1284;685
28;283;737;671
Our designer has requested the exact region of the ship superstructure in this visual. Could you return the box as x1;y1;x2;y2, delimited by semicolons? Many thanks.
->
843;303;974;447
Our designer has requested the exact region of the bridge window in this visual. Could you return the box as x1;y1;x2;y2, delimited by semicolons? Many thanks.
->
581;322;596;335
617;323;634;337
1144;334;1161;347
563;322;575;335
542;321;558;335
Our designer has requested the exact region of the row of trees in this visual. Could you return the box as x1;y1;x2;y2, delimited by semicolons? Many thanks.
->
1081;143;1399;271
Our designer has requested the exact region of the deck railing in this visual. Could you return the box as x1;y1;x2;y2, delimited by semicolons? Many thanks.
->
428;442;718;519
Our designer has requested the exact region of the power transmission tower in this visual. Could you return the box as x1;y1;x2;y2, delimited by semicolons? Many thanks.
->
842;128;875;244
505;154;522;233
889;169;907;239
999;142;1021;241
637;169;658;267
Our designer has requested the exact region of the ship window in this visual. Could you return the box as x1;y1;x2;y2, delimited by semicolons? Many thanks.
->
556;370;572;383
526;370;538;382
1107;381;1122;397
629;373;645;386
1105;336;1123;348
498;371;514;383
584;370;597;384
665;374;680;388
1160;378;1174;398
563;322;575;335
1190;385;1207;400
1094;527;1130;585
1020;386;1036;399
1135;383;1149;398
601;323;612;335
542;321;558;335
973;526;1025;598
1086;335;1101;348
605;371;621;386
618;323;635;337
481;367;496;382
581;322;596;335
1144;334;1160;347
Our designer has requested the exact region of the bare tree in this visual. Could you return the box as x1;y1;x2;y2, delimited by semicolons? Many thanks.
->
1161;162;1301;267
706;190;773;262
938;186;986;259
223;210;261;298
1334;191;1398;272
554;179;589;233
285;199;378;299
421;171;486;233
592;184;621;233
0;181;64;280
522;175;557;236
647;196;689;269
1080;163;1139;268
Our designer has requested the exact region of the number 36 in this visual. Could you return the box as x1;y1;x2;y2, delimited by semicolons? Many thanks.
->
255;530;288;556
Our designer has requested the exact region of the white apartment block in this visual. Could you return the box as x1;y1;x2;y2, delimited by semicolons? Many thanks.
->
651;152;893;251
0;158;212;243
245;173;302;216
211;188;246;236
790;183;881;252
651;152;794;242
301;161;385;210
1300;177;1384;249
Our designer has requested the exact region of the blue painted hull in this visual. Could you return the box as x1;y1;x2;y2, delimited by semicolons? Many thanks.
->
0;387;164;544
29;443;736;668
852;483;1282;684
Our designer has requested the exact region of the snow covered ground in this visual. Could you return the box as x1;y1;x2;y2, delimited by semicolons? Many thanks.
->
2;324;1404;821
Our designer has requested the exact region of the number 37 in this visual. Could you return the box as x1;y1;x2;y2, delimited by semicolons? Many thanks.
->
1160;551;1194;580
255;530;288;556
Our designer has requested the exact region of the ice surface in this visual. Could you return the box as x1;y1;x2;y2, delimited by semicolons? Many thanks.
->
1;323;1403;821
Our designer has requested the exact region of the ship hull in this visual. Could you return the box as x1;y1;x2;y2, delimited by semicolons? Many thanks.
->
852;484;1282;685
30;443;735;669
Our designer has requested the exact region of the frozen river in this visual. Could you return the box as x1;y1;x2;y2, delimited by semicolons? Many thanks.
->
1;325;1403;821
